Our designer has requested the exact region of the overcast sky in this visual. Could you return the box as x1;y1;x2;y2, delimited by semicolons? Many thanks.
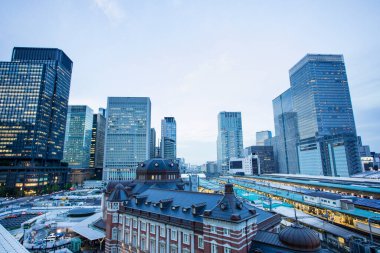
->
1;0;379;165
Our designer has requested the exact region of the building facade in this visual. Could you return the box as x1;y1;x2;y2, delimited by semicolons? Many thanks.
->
272;89;299;174
245;146;276;174
63;105;93;168
161;117;177;159
103;97;151;182
0;47;73;194
103;159;262;253
229;154;259;176
256;131;272;146
217;112;244;174
290;54;360;176
90;111;106;179
271;54;361;177
150;128;156;159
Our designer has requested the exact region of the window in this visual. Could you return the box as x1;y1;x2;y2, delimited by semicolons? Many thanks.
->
141;237;146;250
125;217;130;226
160;226;165;237
111;247;117;253
125;230;130;244
112;213;118;223
183;233;189;244
150;239;156;253
141;222;146;231
132;234;137;247
170;245;177;253
211;226;216;233
133;219;137;228
224;247;231;253
223;228;230;236
198;236;204;249
112;227;118;240
159;243;166;253
171;230;177;241
150;224;155;234
211;243;217;253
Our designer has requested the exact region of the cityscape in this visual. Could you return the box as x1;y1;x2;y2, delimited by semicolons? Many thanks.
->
0;1;380;253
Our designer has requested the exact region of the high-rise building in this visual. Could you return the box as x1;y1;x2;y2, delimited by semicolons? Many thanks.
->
103;97;151;181
160;117;176;159
245;146;276;174
90;111;106;173
63;106;93;168
272;89;300;174
272;54;361;177
256;130;272;146
290;54;360;176
0;47;73;194
217;111;244;174
150;128;156;159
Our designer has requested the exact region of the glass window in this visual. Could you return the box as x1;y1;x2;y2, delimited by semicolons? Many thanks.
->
150;224;155;234
183;233;189;244
111;227;118;240
112;213;118;223
223;228;230;236
224;247;231;253
198;236;204;249
211;226;216;233
211;243;217;253
171;230;177;241
160;226;165;236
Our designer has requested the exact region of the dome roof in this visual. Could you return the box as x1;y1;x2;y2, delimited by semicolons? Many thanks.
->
137;158;179;172
108;183;128;202
279;223;321;251
135;158;180;182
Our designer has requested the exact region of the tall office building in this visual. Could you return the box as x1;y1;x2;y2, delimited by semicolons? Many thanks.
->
245;146;276;174
272;54;361;177
272;89;300;174
63;106;93;168
89;110;106;171
0;47;73;194
103;97;151;181
217;111;244;174
256;130;272;146
150;128;156;159
160;117;177;159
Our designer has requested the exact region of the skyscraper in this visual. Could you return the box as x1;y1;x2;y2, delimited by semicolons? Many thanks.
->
89;111;106;179
0;47;73;194
63;106;93;168
161;117;177;159
90;111;106;170
256;130;272;146
272;89;300;174
150;128;156;159
217;111;244;174
103;97;151;181
272;54;361;177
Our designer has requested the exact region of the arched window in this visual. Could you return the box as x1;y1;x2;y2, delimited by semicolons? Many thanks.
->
112;227;118;240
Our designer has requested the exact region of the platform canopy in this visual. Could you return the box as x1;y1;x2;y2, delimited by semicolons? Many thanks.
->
71;212;105;241
0;224;29;253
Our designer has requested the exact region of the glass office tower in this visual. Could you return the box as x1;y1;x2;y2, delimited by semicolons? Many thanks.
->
217;111;244;174
90;112;106;169
289;54;360;176
150;128;156;159
272;89;300;174
63;105;93;168
0;47;73;194
256;131;272;146
103;97;151;181
161;117;177;159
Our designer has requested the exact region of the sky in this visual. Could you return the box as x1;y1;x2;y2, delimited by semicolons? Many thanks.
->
1;0;379;165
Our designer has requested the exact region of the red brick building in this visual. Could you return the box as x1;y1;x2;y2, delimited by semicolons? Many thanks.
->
102;159;280;253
